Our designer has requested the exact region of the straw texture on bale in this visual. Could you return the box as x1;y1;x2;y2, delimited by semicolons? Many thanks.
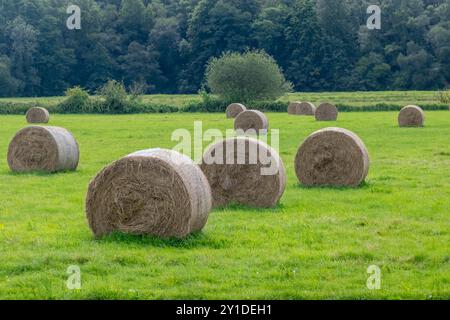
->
234;110;269;133
288;101;301;115
201;137;286;208
295;128;369;187
398;105;425;127
26;107;50;123
297;102;316;115
226;103;247;118
7;126;79;173
315;103;338;121
86;149;212;239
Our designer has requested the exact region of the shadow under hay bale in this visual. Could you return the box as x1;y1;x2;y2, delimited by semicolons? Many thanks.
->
295;127;370;187
7;126;79;173
316;103;338;121
26;107;50;124
234;110;269;134
398;105;425;127
201;137;286;208
86;149;212;239
226;103;247;119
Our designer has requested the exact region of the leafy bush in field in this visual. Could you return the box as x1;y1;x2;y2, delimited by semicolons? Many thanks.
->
95;81;180;114
59;87;92;113
96;80;132;114
438;90;450;104
205;51;293;103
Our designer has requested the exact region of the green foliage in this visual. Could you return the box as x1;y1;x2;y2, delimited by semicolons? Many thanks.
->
205;51;292;103
0;56;20;97
96;80;134;114
0;102;58;115
1;91;448;114
438;90;450;104
59;87;92;114
0;0;449;96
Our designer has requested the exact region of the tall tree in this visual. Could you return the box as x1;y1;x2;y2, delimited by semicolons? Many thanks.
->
181;0;260;92
6;16;40;96
316;0;359;90
283;0;326;91
0;55;20;97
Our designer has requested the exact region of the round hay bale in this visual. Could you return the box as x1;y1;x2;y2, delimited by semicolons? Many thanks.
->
298;102;316;116
201;137;286;208
226;103;247;118
7;126;79;173
288;101;301;115
26;107;50;124
315;103;338;121
295;127;369;187
234;110;269;133
86;149;212;239
398;105;425;127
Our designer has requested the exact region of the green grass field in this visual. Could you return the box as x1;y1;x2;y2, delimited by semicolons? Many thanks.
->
0;90;442;108
0;111;449;299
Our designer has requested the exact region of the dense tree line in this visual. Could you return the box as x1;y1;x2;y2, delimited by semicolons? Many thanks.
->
0;0;449;97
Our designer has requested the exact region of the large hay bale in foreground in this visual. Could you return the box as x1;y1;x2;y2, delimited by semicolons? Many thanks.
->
26;107;50;124
226;103;247;118
86;149;212;239
234;110;269;134
298;102;316;115
201;137;286;208
295;128;369;187
7;126;79;173
398;105;425;127
315;103;338;121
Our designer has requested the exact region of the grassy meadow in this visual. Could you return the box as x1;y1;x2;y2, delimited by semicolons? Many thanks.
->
0;109;449;299
0;90;443;109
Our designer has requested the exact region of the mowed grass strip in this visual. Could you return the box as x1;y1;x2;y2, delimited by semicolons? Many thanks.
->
0;112;449;299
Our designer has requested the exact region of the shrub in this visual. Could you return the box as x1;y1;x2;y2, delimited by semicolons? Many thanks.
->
205;50;293;103
59;87;92;113
438;90;450;104
96;80;134;114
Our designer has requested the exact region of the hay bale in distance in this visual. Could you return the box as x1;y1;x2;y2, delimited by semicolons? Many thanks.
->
295;127;370;187
226;103;247;118
288;101;301;115
26;107;50;123
201;137;286;208
398;105;425;127
298;102;316;115
7;126;79;173
234;110;269;133
315;103;338;121
86;149;212;239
